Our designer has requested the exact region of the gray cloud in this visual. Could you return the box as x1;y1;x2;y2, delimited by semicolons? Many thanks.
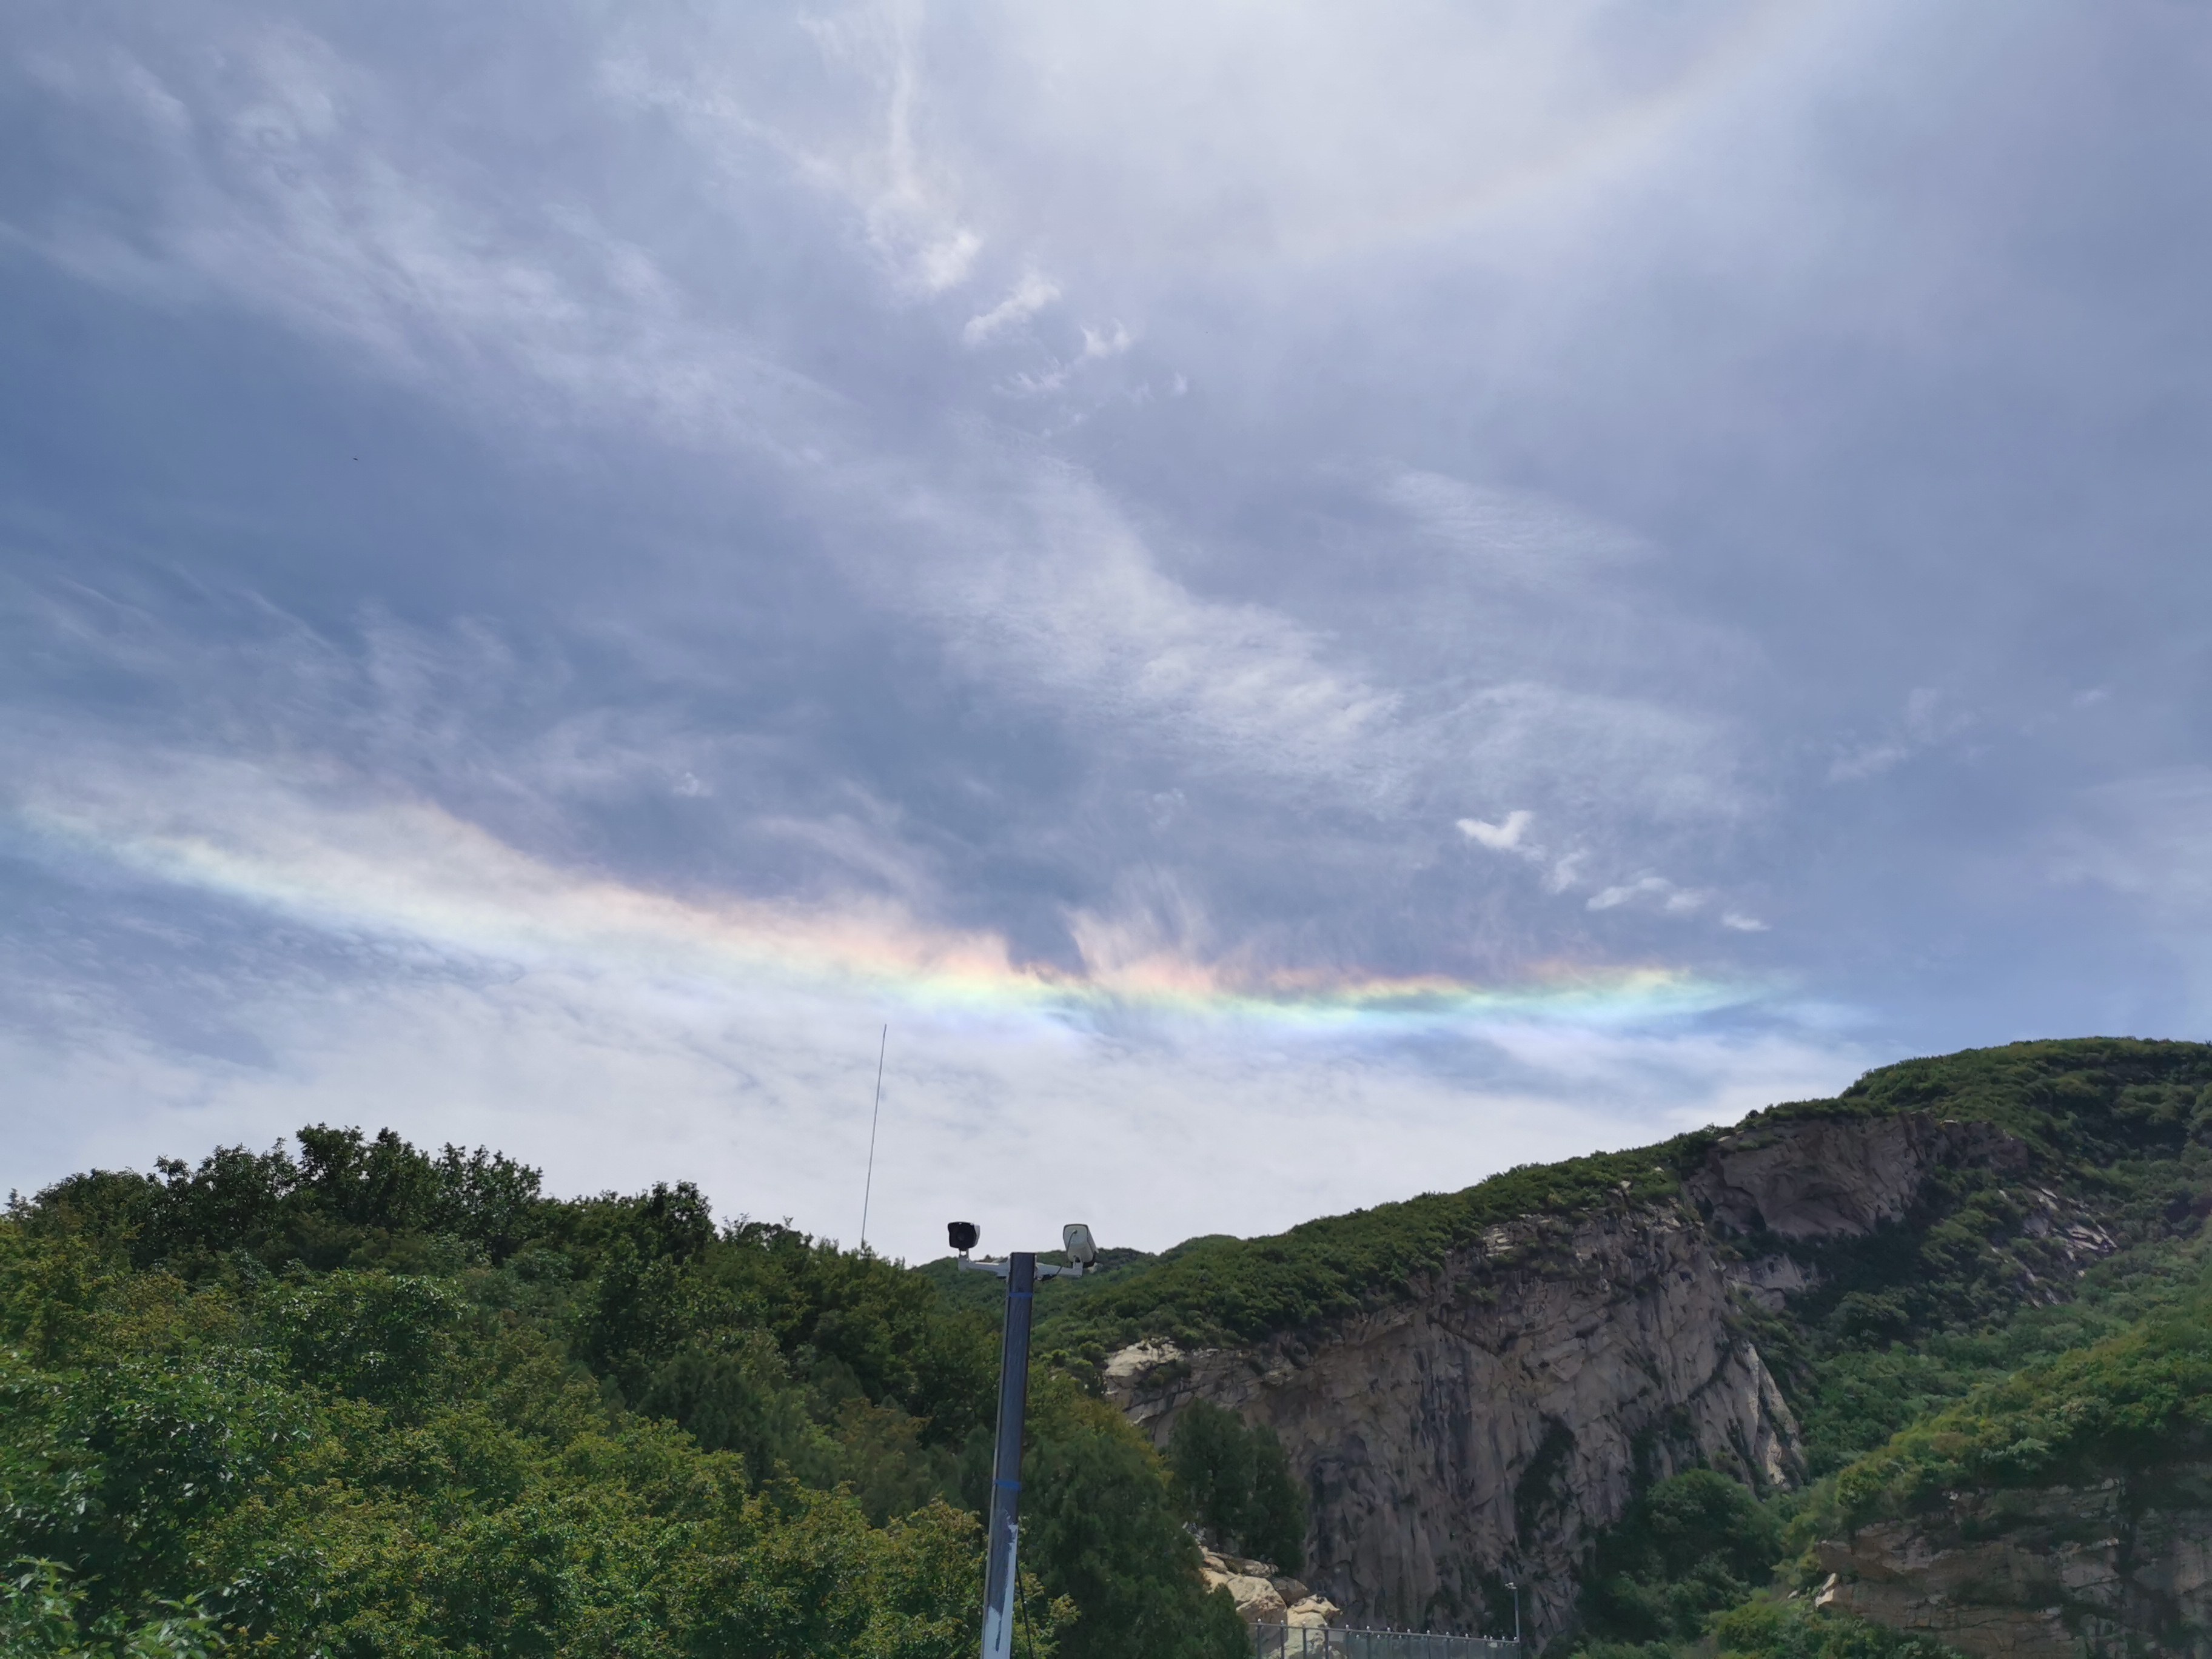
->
3;0;2209;1255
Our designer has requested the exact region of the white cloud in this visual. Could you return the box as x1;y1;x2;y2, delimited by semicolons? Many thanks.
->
8;8;1773;890
1455;682;1749;830
1588;874;1708;916
962;270;1060;344
0;970;1859;1265
901;461;1408;794
1828;740;1910;782
1079;321;1134;359
13;25;1427;818
1458;809;1537;851
1456;809;1590;893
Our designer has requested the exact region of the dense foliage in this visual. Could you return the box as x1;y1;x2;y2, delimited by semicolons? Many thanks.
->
1703;1598;1961;1659
1165;1401;1304;1575
1577;1471;1780;1646
0;1128;1245;1659
1014;1149;1693;1359
1829;1293;2212;1529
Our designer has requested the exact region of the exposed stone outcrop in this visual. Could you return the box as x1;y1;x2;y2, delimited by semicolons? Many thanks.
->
1687;1114;2119;1307
1816;1473;2212;1659
1110;1201;1802;1644
1686;1113;2029;1241
1726;1252;1821;1312
1199;1547;1341;1630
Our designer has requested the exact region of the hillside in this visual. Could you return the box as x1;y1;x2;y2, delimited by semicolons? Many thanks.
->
5;1037;2210;1658
1072;1038;2212;1651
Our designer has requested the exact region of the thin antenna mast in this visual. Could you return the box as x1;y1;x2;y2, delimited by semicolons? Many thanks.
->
859;1024;888;1252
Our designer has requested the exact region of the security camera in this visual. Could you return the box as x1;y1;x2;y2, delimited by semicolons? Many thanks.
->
947;1221;980;1254
1062;1222;1097;1267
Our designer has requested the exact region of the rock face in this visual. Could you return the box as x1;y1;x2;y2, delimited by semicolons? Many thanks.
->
1111;1202;1802;1644
1684;1112;2029;1241
1105;1111;2049;1646
1817;1473;2212;1659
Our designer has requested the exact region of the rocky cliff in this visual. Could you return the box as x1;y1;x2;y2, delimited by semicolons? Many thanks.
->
1104;1110;2049;1644
1816;1472;2212;1659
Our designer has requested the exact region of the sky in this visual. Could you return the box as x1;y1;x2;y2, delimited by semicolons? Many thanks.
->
3;0;2210;1265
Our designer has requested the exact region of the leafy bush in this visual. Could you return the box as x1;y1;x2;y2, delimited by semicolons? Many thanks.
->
0;1561;227;1659
1708;1596;1960;1659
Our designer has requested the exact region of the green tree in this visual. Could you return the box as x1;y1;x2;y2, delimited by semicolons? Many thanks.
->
263;1269;458;1412
1579;1470;1781;1644
1167;1398;1304;1574
1025;1380;1248;1659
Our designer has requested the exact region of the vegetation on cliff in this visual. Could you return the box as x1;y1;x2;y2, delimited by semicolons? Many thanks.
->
1826;1291;2212;1529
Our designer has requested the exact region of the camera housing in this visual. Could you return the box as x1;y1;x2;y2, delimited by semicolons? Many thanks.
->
1061;1222;1097;1267
947;1220;980;1253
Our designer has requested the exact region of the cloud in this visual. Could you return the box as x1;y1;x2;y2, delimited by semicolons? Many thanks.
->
3;8;1767;910
1588;874;1708;916
963;270;1060;344
2051;768;2212;913
899;461;1409;797
6;25;1433;826
0;746;1848;1259
1456;808;1584;893
1829;688;1977;783
1384;472;1647;594
1458;809;1536;852
0;965;1862;1265
1079;321;1134;360
8;0;2211;1255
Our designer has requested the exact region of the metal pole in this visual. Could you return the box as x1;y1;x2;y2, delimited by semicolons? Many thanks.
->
1506;1583;1520;1649
981;1252;1036;1659
859;1025;887;1251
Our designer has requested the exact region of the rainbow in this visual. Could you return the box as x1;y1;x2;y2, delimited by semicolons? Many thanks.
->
13;779;1761;1037
1238;1;1835;270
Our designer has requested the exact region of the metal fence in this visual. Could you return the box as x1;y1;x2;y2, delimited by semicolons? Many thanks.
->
1253;1625;1520;1659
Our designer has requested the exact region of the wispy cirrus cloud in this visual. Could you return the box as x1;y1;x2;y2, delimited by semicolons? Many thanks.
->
6;0;2209;1250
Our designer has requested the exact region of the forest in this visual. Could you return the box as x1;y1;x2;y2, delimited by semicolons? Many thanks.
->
0;1128;1279;1657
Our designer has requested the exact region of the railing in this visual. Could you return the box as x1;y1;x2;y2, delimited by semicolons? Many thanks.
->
1253;1625;1520;1659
